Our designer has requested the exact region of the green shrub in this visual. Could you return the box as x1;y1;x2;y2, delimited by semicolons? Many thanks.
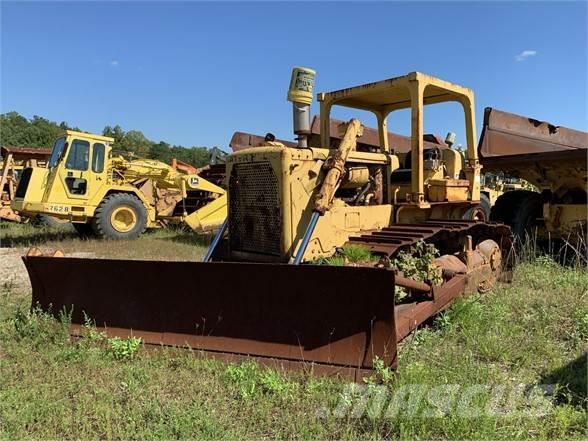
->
224;361;293;399
224;361;261;399
338;244;377;263
314;245;377;266
393;240;442;302
107;336;142;361
9;307;68;347
259;369;292;396
364;356;395;386
574;308;588;339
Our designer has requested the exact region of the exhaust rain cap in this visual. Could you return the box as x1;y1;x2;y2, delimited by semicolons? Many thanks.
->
287;67;316;105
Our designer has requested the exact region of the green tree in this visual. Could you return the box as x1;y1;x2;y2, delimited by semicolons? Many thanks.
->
149;141;173;163
170;146;210;167
102;125;125;145
120;130;152;157
2;111;216;168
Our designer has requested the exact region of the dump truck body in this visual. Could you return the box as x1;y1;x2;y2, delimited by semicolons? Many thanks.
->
480;108;587;239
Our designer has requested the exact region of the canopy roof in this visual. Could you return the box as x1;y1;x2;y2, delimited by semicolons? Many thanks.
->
318;72;473;113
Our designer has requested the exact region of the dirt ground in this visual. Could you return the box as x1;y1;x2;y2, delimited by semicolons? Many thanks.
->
1;247;98;293
0;248;29;291
0;224;209;306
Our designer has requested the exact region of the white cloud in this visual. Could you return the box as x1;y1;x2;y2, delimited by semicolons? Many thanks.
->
515;50;537;62
109;59;120;67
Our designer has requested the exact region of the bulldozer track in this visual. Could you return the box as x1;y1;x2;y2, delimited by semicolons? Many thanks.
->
348;219;513;260
348;220;513;366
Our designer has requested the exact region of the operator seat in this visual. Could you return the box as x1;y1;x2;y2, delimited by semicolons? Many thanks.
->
390;147;442;184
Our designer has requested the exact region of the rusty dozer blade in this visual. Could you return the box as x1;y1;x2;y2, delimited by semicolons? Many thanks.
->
24;257;397;381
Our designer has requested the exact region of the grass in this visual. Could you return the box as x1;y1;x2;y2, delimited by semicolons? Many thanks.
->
0;222;212;261
0;223;587;439
315;244;379;266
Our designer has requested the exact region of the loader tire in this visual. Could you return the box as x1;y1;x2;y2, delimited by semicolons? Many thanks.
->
491;190;542;240
73;222;95;239
35;214;74;231
463;194;491;221
92;193;147;240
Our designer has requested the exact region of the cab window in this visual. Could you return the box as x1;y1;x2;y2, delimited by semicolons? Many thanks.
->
65;139;90;171
48;137;66;168
92;143;105;173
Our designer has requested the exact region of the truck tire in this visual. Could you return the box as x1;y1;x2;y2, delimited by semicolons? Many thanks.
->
511;192;543;240
92;193;147;240
491;190;542;239
463;194;491;221
35;214;74;231
491;191;526;225
479;193;492;220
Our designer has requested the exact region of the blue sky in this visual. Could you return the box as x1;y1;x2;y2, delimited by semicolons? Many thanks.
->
1;1;587;149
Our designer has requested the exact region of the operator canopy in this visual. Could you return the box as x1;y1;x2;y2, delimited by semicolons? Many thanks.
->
319;72;473;112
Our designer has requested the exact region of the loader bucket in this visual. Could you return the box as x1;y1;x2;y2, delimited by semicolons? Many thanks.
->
24;256;397;380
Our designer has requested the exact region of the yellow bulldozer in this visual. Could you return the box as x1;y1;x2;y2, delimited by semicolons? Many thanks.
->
11;130;227;239
23;68;512;380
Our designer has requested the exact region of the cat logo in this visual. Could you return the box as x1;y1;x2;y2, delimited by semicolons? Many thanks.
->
189;177;200;187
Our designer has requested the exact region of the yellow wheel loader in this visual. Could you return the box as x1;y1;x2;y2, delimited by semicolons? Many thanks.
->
23;68;512;380
11;131;227;239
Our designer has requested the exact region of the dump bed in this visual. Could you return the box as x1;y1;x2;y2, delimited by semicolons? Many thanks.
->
478;107;588;190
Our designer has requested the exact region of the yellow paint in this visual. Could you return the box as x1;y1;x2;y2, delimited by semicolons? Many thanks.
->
110;206;137;233
544;203;587;237
428;179;470;202
182;194;228;232
287;67;316;105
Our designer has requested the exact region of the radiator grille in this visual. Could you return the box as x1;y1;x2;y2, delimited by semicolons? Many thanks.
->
15;167;32;199
229;162;281;256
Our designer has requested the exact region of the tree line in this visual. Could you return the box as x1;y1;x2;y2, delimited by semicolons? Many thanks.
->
0;111;214;167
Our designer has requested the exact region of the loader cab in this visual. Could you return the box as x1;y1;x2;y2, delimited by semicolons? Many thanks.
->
317;72;481;209
45;130;113;200
12;130;114;218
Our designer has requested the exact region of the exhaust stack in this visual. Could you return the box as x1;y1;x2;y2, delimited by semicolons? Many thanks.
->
445;132;456;148
287;67;316;147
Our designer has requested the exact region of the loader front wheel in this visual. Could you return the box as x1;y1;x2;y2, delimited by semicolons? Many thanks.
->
92;193;147;240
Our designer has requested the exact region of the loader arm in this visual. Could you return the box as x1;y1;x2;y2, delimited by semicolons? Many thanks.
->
175;173;227;232
182;194;227;232
111;157;179;185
